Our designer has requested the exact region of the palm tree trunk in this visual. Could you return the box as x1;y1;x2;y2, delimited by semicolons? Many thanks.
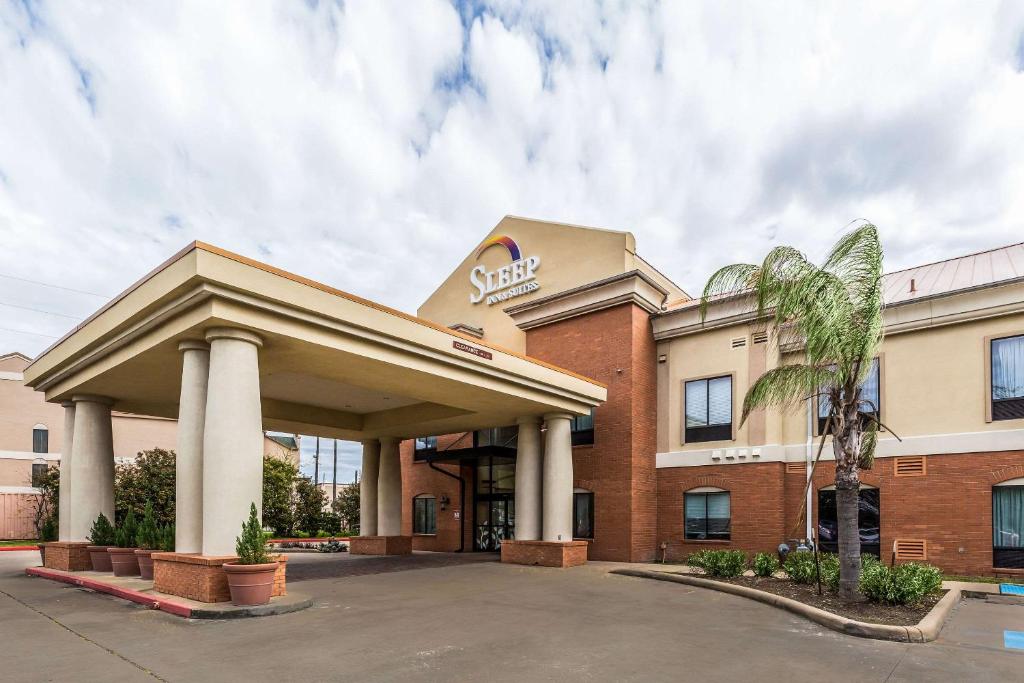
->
834;433;863;601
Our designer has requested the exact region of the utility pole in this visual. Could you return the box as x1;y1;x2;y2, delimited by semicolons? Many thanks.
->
332;439;338;506
314;436;320;487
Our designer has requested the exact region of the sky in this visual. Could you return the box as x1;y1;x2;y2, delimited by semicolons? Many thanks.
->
3;1;1024;478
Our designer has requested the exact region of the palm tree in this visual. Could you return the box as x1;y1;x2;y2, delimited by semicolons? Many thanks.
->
700;222;885;601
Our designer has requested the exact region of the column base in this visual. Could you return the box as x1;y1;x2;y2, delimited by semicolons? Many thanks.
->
500;540;588;568
42;542;92;571
349;536;413;556
152;552;287;603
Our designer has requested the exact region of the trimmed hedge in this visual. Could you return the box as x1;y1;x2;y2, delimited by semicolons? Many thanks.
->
752;552;780;577
860;561;943;605
688;549;747;578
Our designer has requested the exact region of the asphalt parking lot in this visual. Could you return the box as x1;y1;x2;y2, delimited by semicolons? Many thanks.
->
1;550;1020;682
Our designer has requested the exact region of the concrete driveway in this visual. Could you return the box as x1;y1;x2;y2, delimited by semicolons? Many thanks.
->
0;550;1020;682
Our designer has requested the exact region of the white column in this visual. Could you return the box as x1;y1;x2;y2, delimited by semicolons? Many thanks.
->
176;340;210;553
514;417;543;541
202;328;263;556
68;395;115;542
57;401;75;541
359;439;380;536
376;437;402;536
542;413;574;542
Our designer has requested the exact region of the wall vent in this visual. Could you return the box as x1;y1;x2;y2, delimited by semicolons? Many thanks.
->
785;462;806;474
894;456;927;477
752;331;769;344
893;538;927;561
731;337;747;348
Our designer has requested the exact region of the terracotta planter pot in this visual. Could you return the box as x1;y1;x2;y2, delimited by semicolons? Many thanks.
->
88;546;113;572
135;549;155;580
108;547;141;577
223;561;278;606
39;545;45;567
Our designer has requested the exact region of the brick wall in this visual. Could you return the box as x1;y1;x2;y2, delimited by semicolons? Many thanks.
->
402;435;474;552
657;451;1024;576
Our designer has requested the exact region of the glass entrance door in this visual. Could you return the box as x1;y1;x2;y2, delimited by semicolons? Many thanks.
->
473;455;515;551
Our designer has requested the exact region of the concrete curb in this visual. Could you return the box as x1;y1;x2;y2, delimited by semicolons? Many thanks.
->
0;546;39;552
611;568;961;643
25;566;312;619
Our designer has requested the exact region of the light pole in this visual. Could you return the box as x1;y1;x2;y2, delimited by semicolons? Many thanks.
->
332;439;338;506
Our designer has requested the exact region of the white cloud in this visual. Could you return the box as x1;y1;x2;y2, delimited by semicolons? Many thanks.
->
1;0;1022;363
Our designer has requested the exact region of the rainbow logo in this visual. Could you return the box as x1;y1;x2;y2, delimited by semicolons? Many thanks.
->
475;235;522;262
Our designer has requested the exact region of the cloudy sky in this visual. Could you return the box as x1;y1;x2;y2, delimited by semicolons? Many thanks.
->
3;1;1024;478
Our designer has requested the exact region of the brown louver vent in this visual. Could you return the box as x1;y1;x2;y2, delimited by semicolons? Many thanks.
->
752;331;769;344
894;456;927;477
731;337;747;348
893;539;927;561
785;462;805;474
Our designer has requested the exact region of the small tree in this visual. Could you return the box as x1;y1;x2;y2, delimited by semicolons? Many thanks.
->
30;465;60;540
262;456;298;536
136;502;159;550
115;509;138;548
293;478;327;535
158;523;175;552
115;448;176;526
235;503;271;565
88;513;116;546
332;483;360;533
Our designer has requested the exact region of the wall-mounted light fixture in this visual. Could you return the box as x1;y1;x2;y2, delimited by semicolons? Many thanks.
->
439;494;450;511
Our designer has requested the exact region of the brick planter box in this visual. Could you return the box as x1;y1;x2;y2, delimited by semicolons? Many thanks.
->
42;542;92;571
500;540;588;568
152;552;287;603
349;536;413;556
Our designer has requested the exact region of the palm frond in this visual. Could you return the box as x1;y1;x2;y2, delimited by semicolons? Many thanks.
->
741;363;836;424
699;263;758;320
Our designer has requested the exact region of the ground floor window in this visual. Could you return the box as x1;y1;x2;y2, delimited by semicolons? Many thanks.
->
817;487;880;558
684;489;730;540
573;491;594;539
31;461;47;488
413;495;437;534
994;484;1024;569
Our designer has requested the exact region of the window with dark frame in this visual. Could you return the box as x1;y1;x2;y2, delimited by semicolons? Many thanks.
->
817;488;881;558
32;427;48;454
991;335;1024;421
993;485;1024;569
573;491;594;539
684;376;732;443
31;462;47;488
570;408;595;446
413;495;437;534
817;358;880;435
413;436;438;462
684;490;731;540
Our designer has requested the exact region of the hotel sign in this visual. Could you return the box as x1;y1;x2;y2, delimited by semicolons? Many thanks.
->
469;235;541;305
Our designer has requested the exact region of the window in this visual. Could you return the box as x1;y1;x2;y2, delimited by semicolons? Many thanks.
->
817;487;880;558
994;482;1024;569
991;335;1024;421
818;358;880;434
413;495;437;534
32;425;48;454
684;489;731;540
684;376;732;443
571;409;595;446
413;436;437;461
573;491;594;539
31;462;47;488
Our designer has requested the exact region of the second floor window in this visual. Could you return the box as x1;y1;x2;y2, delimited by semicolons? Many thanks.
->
992;335;1024;421
818;358;880;434
571;409;595;446
32;426;48;454
413;436;438;461
684;376;732;443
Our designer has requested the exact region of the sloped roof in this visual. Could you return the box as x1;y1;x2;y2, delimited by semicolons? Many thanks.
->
663;241;1024;312
265;434;298;451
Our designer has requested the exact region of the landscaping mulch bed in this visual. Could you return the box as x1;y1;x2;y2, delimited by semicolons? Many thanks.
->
681;573;944;626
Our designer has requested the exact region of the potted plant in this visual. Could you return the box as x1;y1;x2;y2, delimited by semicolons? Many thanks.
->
135;503;159;580
87;513;116;572
223;503;278;606
108;509;141;577
159;523;175;552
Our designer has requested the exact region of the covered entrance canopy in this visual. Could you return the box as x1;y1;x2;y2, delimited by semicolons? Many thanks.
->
24;242;605;560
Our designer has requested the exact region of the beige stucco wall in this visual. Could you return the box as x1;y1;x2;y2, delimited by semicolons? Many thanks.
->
658;309;1024;453
417;216;685;350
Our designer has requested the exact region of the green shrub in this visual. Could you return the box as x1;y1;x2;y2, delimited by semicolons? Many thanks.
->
688;549;747;577
752;552;780;577
235;502;272;565
818;553;840;589
784;551;818;584
114;509;138;547
88;513;116;546
295;530;310;539
860;561;944;605
40;515;58;542
316;529;330;538
136;502;159;550
158;523;175;552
